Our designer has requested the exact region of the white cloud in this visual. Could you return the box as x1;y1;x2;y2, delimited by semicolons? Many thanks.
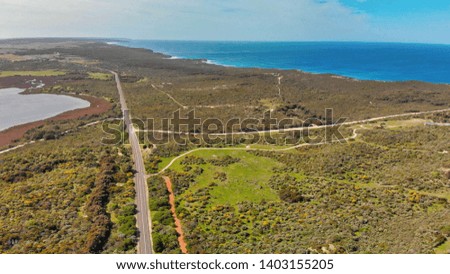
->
0;0;128;37
129;0;371;41
0;0;371;41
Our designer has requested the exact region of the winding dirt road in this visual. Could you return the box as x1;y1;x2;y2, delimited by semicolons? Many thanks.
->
139;108;450;137
152;107;448;174
155;128;359;175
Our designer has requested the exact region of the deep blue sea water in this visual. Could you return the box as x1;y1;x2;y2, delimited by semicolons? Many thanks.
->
114;40;450;84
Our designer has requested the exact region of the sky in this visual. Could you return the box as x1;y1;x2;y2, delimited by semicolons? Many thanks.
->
1;0;450;44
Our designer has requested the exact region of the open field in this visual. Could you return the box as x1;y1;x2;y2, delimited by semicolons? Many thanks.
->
88;72;113;81
0;70;66;77
166;150;283;205
0;54;29;62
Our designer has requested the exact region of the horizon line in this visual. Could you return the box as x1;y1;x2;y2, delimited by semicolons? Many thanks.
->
0;36;450;47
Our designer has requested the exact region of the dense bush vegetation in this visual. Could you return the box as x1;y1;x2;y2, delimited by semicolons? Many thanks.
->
148;176;180;253
0;126;137;253
159;124;449;254
252;126;449;192
207;155;240;167
83;155;116;253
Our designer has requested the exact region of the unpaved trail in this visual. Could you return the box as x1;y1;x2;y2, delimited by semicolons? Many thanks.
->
163;176;188;254
151;84;188;109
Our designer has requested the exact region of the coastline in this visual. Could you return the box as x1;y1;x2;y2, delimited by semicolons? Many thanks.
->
107;41;380;82
110;40;450;84
111;41;238;68
107;41;401;84
0;94;111;148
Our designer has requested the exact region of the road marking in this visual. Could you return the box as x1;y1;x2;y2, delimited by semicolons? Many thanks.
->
112;71;154;254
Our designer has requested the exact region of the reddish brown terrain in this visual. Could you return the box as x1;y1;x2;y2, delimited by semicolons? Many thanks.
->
0;76;59;89
0;76;112;147
163;176;188;254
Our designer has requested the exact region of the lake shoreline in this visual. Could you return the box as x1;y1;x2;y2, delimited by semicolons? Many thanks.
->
0;93;112;148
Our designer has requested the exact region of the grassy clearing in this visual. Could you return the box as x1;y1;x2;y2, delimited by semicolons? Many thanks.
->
259;98;283;111
158;156;176;171
169;149;283;205
88;72;113;81
385;119;431;128
435;239;450;254
208;152;281;205
361;119;432;130
0;54;28;61
0;70;66;77
156;144;291;172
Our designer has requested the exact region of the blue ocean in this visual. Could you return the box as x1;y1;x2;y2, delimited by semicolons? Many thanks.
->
115;40;450;84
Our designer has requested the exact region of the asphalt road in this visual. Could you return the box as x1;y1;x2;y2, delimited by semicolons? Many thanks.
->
112;71;154;254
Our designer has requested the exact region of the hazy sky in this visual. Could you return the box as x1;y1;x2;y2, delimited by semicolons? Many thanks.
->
1;0;450;43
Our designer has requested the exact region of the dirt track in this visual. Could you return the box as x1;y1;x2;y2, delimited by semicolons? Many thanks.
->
163;176;188;254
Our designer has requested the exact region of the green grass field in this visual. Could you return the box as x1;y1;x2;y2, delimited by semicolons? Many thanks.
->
435;239;450;254
0;70;66;77
168;149;283;206
88;72;113;81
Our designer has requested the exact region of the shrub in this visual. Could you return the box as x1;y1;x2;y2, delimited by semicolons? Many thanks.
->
279;186;304;203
